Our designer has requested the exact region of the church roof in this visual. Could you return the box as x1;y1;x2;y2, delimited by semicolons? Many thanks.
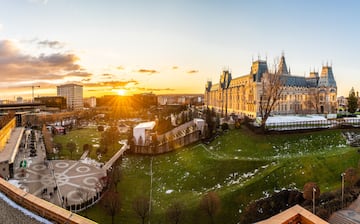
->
318;66;337;87
277;55;289;75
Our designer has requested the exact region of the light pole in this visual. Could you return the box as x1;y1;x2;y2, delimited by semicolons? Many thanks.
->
341;172;346;208
312;187;316;214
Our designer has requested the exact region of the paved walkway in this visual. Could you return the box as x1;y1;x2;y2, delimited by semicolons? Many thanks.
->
11;130;106;210
329;196;360;224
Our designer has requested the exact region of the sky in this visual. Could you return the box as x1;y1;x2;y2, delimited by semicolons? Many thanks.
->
0;0;359;99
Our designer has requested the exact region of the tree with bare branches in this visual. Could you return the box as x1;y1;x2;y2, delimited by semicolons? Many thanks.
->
307;88;320;114
303;182;320;201
76;187;91;216
345;167;358;187
42;124;53;154
166;202;183;224
102;190;121;224
66;142;76;159
259;72;285;129
133;196;150;224
200;191;221;224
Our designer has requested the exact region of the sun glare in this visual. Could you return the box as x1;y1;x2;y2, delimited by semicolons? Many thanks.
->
117;89;126;96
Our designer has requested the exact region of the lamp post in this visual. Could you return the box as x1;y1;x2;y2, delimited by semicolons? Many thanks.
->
341;172;346;208
312;187;316;214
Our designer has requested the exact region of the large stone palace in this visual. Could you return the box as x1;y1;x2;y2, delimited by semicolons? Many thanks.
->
204;54;337;118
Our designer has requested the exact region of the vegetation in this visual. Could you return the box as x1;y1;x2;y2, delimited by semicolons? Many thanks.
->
53;127;102;160
259;72;285;129
84;127;360;223
348;90;358;113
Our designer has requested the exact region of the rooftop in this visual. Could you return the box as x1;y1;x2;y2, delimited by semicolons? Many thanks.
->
256;204;328;224
0;127;24;164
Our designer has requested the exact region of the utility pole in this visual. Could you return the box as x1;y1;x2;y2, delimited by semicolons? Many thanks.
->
312;187;316;214
342;172;346;208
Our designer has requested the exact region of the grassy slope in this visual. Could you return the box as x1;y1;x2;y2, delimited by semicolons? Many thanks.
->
84;128;359;224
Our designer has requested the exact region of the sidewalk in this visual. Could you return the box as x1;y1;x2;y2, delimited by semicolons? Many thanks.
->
329;196;360;224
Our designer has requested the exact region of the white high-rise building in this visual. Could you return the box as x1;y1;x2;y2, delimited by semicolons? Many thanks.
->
57;84;83;110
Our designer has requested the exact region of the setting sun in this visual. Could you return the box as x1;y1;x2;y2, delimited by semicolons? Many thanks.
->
117;89;126;96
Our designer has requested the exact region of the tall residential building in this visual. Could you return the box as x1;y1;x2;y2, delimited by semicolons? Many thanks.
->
205;54;337;118
57;84;83;110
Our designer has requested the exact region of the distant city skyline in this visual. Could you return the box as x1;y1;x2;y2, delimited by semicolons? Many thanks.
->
0;0;359;98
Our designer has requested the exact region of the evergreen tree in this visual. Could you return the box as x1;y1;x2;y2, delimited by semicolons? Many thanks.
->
348;91;358;113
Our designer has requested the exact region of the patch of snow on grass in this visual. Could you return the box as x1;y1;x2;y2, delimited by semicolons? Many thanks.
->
166;190;174;194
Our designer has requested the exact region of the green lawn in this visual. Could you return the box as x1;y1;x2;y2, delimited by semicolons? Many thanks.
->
83;128;359;224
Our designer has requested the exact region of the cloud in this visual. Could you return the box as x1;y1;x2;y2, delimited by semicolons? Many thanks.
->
64;71;92;78
28;0;48;4
172;66;178;70
137;69;159;74
136;87;174;92
84;80;138;89
0;39;83;84
101;73;113;79
37;40;65;49
187;70;199;74
117;66;124;70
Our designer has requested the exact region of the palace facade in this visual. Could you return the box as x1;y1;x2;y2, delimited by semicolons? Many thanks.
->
204;55;337;118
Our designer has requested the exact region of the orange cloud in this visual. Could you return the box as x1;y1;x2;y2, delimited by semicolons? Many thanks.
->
137;69;159;74
84;80;138;88
187;70;199;74
0;39;83;85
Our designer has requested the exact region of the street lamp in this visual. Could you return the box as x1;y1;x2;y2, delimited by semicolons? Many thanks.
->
312;187;316;214
341;172;346;208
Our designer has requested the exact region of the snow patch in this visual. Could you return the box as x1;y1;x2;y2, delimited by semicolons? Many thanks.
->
166;190;174;194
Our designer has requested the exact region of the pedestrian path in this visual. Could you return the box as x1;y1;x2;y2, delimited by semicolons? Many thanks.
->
11;130;106;211
329;196;360;224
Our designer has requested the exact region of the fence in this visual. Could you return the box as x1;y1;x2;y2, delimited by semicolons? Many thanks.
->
266;118;360;131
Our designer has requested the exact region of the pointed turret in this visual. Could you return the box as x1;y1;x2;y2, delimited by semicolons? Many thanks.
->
251;60;268;82
277;53;289;75
205;81;212;92
318;66;337;87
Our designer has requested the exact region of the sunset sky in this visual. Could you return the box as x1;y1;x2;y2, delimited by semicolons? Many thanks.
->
0;0;359;99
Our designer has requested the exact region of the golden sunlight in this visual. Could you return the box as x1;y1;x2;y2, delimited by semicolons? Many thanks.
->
117;89;126;96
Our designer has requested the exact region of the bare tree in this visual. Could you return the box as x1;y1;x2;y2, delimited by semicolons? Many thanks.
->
83;143;93;154
345;167;358;187
66;142;76;159
303;182;320;201
200;191;221;224
76;187;91;216
133;196;150;224
307;88;320;114
42;124;53;154
259;72;285;130
102;190;121;224
166;202;183;224
109;165;122;192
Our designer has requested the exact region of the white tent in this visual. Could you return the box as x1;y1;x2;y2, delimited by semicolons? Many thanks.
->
133;121;156;145
194;118;205;133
